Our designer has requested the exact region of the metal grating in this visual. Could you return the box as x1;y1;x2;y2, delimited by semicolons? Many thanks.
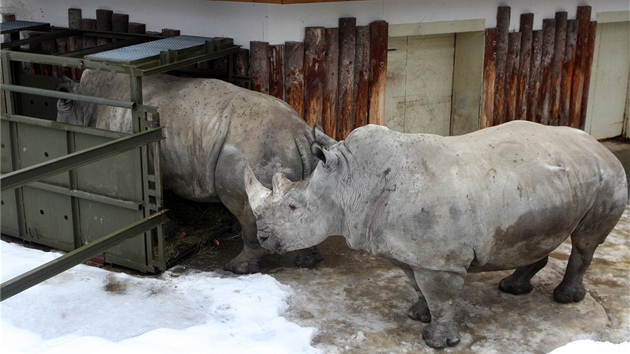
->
85;35;219;63
0;20;49;34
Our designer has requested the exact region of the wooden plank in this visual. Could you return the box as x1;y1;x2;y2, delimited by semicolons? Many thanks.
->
128;22;146;34
235;49;250;77
338;17;356;139
549;12;567;125
268;44;285;100
537;18;556;125
323;27;339;139
481;28;498;129
250;41;270;94
569;6;591;129
112;13;129;33
579;21;597;130
96;9;113;46
493;6;511;126
368;20;388;126
285;41;305;118
516;13;534;121
504;32;521;122
559;19;578;126
81;19;97;48
526;30;543;122
161;29;180;37
354;26;370;129
304;27;326;128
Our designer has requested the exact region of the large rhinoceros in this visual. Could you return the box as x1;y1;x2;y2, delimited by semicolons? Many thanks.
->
243;120;628;348
56;69;335;274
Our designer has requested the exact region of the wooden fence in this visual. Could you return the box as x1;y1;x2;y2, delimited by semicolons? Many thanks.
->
481;5;596;130
248;19;388;140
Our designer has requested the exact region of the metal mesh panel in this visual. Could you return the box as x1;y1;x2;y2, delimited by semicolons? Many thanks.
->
0;20;49;33
85;35;218;63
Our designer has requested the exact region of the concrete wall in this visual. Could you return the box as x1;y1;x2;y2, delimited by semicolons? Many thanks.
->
1;0;628;48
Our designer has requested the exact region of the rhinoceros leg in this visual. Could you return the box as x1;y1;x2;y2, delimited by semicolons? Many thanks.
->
414;268;464;349
498;256;548;295
225;217;270;274
553;206;618;303
400;267;431;323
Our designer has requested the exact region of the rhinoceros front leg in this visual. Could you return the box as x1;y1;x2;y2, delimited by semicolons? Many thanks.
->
499;256;548;295
225;217;270;274
413;268;464;349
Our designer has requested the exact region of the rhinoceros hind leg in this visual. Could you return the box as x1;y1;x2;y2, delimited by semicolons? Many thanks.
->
294;246;324;268
499;256;548;295
553;243;593;304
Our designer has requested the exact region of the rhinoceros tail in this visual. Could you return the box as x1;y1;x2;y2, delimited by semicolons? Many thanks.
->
295;137;312;179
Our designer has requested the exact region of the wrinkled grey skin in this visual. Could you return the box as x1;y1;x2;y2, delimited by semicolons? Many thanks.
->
56;69;335;274
244;121;628;348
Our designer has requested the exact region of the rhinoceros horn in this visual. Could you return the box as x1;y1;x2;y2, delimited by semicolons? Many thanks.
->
243;163;271;213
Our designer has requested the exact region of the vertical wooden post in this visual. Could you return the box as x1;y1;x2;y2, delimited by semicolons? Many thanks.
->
526;30;543;122
285;42;305;118
338;17;356;139
323;28;339;139
504;32;521;122
128;22;146;34
368;20;388;127
354;26;370;129
493;6;511;126
269;44;285;100
569;6;591;129
516;13;534;121
549;12;567;125
96;9;113;45
537;18;556;125
579;22;597;130
250;41;270;94
112;13;129;33
304;27;326;128
559;19;577;126
481;28;498;129
81;19;97;48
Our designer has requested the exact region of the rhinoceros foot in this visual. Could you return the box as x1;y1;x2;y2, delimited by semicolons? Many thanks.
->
293;246;324;268
553;283;587;304
498;275;535;295
407;300;431;323
224;246;270;274
422;321;460;349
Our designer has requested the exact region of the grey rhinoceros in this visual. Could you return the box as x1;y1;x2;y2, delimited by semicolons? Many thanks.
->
243;120;628;348
56;69;335;274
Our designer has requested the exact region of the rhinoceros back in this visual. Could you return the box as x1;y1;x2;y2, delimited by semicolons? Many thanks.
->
74;70;248;202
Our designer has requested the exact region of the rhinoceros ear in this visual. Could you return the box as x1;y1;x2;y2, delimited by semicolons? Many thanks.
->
312;125;337;149
243;163;272;212
272;172;293;197
311;142;338;171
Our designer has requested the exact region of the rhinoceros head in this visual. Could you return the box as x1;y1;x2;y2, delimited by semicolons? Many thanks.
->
55;76;84;126
244;142;342;253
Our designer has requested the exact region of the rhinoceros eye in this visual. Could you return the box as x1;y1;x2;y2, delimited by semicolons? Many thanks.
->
288;203;297;211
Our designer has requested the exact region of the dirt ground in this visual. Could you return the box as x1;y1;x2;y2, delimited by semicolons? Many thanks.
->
177;139;629;353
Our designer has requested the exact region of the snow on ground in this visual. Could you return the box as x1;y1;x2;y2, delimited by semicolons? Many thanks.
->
0;240;627;353
0;241;319;354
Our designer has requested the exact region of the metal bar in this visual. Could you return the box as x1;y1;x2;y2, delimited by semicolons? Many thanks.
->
0;128;163;191
0;210;169;302
0;29;82;50
138;46;242;76
29;181;142;210
0;84;136;109
1;113;127;139
1;50;130;73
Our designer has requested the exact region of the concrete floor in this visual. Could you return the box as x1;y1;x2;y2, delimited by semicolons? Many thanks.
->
181;139;630;353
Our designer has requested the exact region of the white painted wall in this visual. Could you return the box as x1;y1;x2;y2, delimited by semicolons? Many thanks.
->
1;0;628;48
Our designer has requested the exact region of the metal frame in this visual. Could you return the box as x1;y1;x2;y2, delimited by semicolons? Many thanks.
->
1;21;243;299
